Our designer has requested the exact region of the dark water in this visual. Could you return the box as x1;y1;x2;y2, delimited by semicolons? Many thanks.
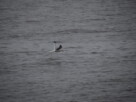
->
0;0;136;102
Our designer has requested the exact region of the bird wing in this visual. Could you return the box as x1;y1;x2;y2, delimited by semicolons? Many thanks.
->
56;45;62;51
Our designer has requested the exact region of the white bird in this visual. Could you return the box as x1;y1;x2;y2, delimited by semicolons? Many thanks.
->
50;41;62;52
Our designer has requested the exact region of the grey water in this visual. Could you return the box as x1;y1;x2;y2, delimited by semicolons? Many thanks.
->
0;0;136;102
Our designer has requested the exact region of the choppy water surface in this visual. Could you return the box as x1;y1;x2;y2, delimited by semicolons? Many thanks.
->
0;0;136;102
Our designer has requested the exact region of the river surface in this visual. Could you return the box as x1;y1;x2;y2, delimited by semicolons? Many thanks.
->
0;0;136;102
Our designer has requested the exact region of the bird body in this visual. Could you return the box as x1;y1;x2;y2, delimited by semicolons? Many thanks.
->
50;41;62;52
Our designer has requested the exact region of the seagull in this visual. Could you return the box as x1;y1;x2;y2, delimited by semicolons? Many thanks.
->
50;41;62;52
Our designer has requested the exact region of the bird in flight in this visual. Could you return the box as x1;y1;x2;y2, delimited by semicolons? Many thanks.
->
50;41;62;52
